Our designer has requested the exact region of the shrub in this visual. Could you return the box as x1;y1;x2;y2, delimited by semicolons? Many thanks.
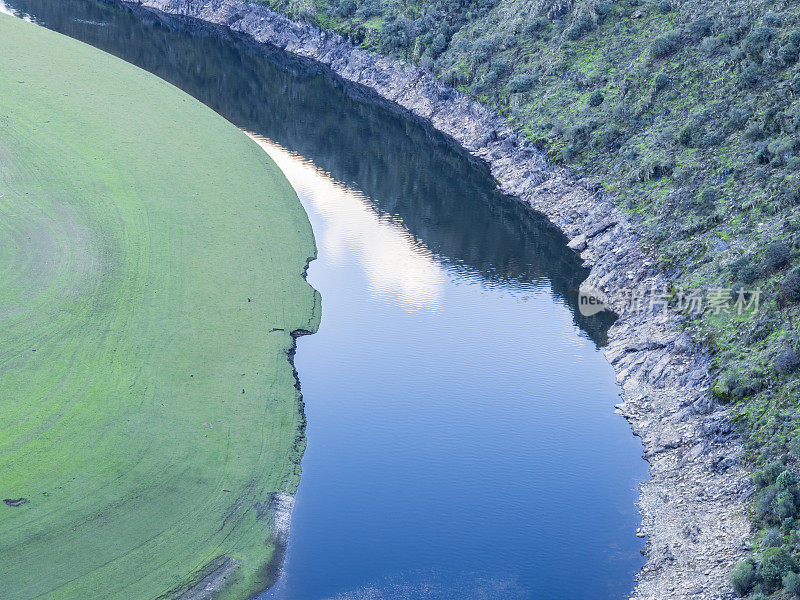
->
764;527;784;547
755;460;786;488
764;55;783;73
765;241;791;270
654;72;669;91
774;490;798;519
428;33;448;58
473;36;501;62
699;131;724;147
588;90;604;106
678;125;693;146
595;1;613;18
745;123;765;140
759;546;798;588
524;17;550;38
381;16;415;53
781;270;800;303
354;0;381;19
780;43;800;65
778;470;798;489
756;144;772;164
775;348;800;374
728;106;751;130
508;73;535;93
593;127;624;150
758;485;782;518
700;36;723;55
658;0;671;13
739;63;763;88
732;255;758;284
742;26;774;58
442;68;468;86
764;12;784;27
335;0;356;17
785;570;800;594
565;13;595;40
730;560;755;596
689;16;714;40
651;30;681;59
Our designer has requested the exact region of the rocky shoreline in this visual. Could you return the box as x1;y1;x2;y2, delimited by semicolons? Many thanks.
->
125;0;752;597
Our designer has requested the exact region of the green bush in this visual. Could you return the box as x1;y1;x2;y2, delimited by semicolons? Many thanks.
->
739;63;763;88
428;32;448;58
781;270;800;303
565;13;595;41
780;43;800;65
654;72;669;91
728;106;751;130
755;460;786;488
784;570;800;594
759;546;798;589
756;144;772;164
764;527;784;547
651;30;681;59
700;36;723;55
764;12;784;27
588;90;604;106
745;123;765;140
678;125;693;146
778;470;798;489
508;73;535;93
689;16;714;40
774;490;797;519
742;26;774;58
730;560;755;596
335;0;356;17
775;348;800;374
657;0;671;13
732;255;758;284
524;17;550;39
765;241;791;271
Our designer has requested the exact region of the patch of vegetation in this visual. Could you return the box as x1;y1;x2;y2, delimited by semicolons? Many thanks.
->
0;14;319;600
256;0;800;595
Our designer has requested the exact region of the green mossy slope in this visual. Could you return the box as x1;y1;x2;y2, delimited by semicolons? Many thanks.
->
0;14;319;600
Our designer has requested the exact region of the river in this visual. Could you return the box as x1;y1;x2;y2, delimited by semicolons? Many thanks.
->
0;2;648;598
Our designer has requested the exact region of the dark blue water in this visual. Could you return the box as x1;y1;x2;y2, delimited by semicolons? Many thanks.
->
2;2;648;598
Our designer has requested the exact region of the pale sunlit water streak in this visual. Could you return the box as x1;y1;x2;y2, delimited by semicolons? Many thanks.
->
248;134;445;311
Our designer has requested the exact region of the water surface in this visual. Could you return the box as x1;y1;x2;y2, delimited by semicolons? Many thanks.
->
1;2;648;598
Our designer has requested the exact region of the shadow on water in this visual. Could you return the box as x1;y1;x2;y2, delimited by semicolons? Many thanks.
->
5;0;616;346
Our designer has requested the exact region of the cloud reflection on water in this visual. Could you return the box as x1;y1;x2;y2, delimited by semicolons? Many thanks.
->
248;133;445;311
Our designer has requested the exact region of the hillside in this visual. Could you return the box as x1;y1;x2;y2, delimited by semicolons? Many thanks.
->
257;0;800;597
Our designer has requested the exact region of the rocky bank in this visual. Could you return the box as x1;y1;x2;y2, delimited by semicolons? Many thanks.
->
124;1;753;597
